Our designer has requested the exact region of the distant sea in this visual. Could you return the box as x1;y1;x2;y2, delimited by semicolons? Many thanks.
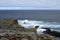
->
0;10;60;22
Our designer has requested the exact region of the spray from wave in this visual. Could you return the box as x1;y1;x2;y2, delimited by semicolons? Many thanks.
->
18;19;60;28
18;19;60;34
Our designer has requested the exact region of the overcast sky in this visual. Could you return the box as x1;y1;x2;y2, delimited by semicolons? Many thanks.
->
0;0;60;10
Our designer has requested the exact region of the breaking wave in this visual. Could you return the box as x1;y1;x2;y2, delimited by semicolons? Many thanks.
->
18;20;60;28
18;20;60;34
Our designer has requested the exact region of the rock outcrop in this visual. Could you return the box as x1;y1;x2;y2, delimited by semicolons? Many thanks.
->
0;18;60;40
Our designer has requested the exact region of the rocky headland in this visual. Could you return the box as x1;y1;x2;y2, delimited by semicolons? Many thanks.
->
0;18;60;40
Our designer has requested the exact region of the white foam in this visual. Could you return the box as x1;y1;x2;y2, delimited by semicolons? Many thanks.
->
37;28;46;35
18;20;60;34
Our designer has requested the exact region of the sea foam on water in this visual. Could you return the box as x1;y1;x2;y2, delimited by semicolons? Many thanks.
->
18;20;60;35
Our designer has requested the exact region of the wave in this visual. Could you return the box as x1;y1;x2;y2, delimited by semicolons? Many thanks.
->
18;20;60;29
18;20;60;34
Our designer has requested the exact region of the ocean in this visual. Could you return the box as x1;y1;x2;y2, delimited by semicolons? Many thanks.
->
0;10;60;22
0;10;60;33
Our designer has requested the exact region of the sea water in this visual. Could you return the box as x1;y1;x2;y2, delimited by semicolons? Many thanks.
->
18;20;60;34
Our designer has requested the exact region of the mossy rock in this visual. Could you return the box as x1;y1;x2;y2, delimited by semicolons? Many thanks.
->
2;18;18;25
0;18;19;29
13;25;25;31
39;34;52;40
3;33;33;40
25;28;36;32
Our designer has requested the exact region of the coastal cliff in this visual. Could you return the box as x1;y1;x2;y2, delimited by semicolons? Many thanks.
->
0;18;59;40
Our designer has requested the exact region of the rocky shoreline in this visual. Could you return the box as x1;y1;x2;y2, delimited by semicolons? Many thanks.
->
0;18;60;40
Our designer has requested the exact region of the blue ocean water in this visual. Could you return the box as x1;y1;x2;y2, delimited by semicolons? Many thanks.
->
0;10;60;22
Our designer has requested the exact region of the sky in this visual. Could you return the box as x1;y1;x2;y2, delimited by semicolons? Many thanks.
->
0;0;60;10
